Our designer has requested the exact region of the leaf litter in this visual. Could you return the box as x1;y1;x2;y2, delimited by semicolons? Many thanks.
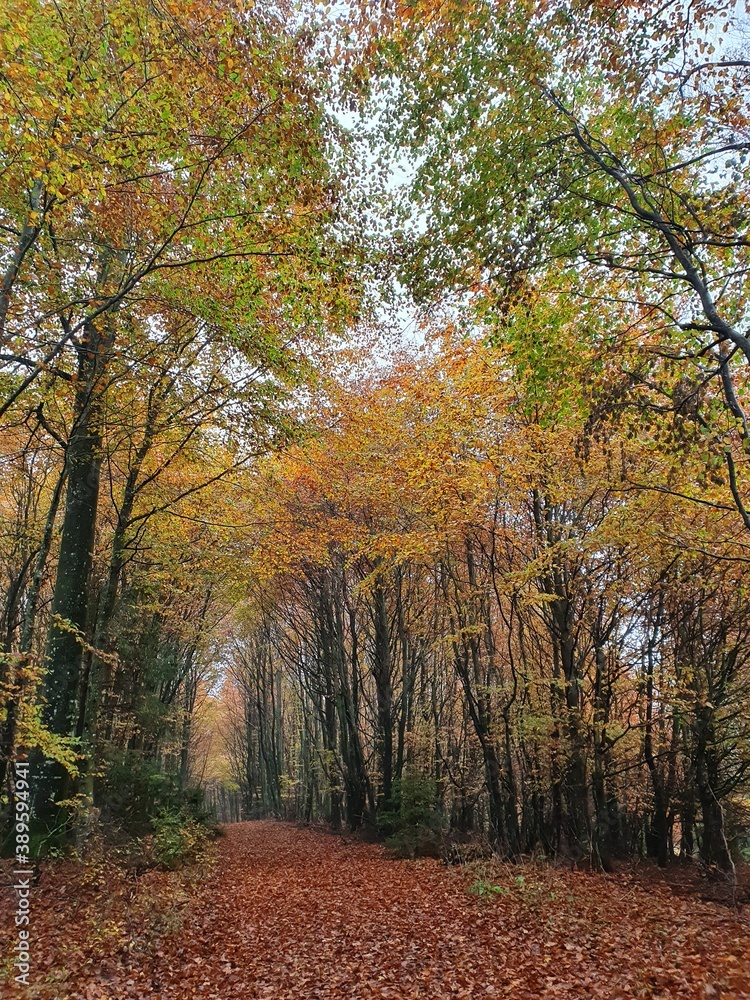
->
1;821;748;998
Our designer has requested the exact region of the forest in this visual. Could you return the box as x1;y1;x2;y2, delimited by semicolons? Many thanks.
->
1;1;749;997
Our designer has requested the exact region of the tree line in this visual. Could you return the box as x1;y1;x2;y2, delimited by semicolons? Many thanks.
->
0;0;354;844
221;345;750;873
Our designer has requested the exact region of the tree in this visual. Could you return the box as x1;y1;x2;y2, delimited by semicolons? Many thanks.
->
374;0;750;529
0;0;358;829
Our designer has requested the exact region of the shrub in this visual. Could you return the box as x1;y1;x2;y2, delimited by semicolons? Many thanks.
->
151;808;212;870
96;748;214;830
380;771;443;858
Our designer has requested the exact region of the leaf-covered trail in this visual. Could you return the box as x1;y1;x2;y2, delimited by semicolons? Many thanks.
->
106;822;750;999
4;821;750;998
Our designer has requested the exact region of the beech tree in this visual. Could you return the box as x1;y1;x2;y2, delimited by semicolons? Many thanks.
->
0;0;357;829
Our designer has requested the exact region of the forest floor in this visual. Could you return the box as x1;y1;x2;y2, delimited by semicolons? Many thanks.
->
1;820;749;999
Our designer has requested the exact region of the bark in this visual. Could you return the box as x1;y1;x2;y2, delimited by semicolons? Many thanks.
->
695;706;734;873
643;625;669;868
36;314;115;823
372;579;394;808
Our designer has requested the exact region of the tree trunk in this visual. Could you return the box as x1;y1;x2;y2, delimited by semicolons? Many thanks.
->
35;315;114;824
372;580;394;808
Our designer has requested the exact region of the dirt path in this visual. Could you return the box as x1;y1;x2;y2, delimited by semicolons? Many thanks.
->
3;821;749;998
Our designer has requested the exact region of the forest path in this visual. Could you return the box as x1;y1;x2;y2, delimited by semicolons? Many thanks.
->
147;819;516;999
118;821;749;1000
4;820;749;999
